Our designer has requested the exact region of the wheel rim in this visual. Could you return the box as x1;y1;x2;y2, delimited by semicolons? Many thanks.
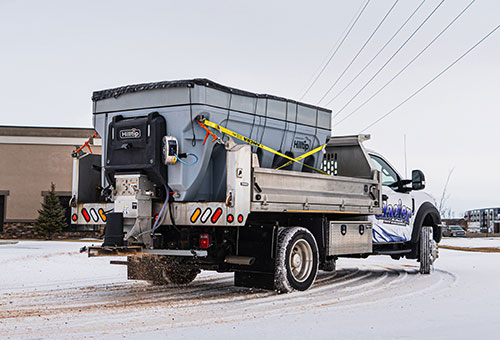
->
288;238;313;283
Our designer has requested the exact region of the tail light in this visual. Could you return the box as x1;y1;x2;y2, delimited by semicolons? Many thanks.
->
199;234;210;249
81;208;90;222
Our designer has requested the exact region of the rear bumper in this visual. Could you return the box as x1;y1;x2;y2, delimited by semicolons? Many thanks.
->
81;245;208;258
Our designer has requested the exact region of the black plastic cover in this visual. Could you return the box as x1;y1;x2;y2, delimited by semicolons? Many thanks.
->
91;78;331;113
105;112;166;186
77;154;102;202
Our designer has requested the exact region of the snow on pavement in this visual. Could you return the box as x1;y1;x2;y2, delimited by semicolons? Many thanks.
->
440;236;500;249
0;240;499;340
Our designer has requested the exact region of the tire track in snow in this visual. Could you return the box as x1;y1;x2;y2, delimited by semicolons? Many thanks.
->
0;260;456;339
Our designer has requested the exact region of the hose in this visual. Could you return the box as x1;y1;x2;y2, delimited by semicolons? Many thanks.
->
150;185;169;235
175;153;198;166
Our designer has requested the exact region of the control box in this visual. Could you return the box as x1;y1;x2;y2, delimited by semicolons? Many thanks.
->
113;174;154;218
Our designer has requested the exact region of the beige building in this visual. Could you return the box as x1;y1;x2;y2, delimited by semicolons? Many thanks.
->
0;126;101;231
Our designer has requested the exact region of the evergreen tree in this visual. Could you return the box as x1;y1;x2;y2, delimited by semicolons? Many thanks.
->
34;183;67;239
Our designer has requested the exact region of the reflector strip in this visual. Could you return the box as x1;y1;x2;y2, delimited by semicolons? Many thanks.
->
82;209;90;222
284;209;361;214
90;208;99;222
211;208;223;223
200;208;212;223
98;208;107;222
191;208;202;223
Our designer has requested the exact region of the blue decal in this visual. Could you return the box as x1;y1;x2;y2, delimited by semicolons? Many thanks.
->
375;199;412;225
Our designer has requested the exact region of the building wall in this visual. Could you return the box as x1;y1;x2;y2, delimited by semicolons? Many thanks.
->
465;207;500;232
0;127;100;222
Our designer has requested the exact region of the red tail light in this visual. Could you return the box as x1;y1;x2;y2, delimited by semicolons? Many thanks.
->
199;234;210;249
211;208;223;223
82;208;90;222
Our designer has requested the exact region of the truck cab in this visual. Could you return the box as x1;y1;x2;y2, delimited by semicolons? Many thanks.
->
368;151;442;260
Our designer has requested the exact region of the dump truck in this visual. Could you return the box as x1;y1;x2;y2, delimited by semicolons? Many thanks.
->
72;79;442;292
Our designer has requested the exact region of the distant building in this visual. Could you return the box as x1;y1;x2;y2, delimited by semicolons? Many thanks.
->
464;208;500;233
0;126;100;232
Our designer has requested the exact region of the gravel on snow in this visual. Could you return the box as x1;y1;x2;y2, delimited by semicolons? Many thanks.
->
0;240;499;340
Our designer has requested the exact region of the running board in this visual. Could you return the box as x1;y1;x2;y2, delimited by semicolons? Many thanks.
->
372;249;412;255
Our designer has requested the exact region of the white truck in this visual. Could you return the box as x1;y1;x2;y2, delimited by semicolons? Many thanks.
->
73;79;442;292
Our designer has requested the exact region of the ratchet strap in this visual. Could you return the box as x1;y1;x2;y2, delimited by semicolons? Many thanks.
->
73;132;98;155
275;143;326;170
199;119;328;175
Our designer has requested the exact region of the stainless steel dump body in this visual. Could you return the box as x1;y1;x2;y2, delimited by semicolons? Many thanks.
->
92;79;331;201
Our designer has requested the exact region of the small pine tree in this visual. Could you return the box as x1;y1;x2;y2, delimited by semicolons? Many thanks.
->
34;183;67;239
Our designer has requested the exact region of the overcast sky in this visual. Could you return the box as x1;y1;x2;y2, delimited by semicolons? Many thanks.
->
1;0;498;216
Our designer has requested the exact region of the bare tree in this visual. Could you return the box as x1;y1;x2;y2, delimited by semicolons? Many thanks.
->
438;168;455;217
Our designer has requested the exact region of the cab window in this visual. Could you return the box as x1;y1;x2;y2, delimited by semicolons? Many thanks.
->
370;155;399;186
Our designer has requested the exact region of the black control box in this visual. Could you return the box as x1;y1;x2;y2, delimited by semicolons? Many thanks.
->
105;112;166;186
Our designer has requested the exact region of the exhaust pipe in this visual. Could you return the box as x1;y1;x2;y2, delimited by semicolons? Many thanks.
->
224;255;255;266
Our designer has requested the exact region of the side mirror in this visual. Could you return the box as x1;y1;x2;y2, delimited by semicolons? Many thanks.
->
412;169;426;190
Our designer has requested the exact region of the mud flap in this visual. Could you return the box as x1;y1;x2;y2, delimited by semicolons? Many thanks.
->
103;213;124;247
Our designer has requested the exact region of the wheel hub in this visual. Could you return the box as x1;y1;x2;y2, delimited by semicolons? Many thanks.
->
288;239;313;283
292;253;302;267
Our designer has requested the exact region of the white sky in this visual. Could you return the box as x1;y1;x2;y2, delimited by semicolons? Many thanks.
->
0;0;498;216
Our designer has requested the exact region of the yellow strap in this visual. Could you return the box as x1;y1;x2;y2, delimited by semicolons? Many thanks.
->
275;143;325;170
202;119;329;175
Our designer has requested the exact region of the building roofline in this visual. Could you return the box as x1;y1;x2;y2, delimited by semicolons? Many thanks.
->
465;207;500;212
0;125;98;139
0;125;94;130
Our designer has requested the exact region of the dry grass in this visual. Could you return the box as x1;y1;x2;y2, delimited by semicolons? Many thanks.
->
440;245;500;253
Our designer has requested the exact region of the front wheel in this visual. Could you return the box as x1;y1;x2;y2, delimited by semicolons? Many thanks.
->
274;227;319;293
419;226;438;274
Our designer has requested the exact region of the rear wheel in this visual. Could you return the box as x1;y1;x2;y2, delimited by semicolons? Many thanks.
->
419;226;438;274
274;227;319;293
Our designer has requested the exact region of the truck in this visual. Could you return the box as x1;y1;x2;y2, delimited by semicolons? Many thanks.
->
72;78;442;292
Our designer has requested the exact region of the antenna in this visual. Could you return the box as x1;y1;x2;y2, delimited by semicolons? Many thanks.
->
404;134;408;178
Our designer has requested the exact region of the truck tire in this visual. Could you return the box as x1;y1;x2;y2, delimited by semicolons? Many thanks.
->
274;227;319;293
419;226;437;274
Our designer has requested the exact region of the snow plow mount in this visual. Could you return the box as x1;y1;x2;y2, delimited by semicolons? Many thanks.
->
80;245;208;258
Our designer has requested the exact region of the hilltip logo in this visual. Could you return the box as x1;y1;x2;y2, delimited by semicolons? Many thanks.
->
119;128;141;139
376;199;412;226
293;137;311;152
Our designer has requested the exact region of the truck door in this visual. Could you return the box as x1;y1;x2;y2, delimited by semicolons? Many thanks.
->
369;155;413;243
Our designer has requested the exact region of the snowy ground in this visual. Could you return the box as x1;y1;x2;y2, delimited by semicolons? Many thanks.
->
1;239;499;340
